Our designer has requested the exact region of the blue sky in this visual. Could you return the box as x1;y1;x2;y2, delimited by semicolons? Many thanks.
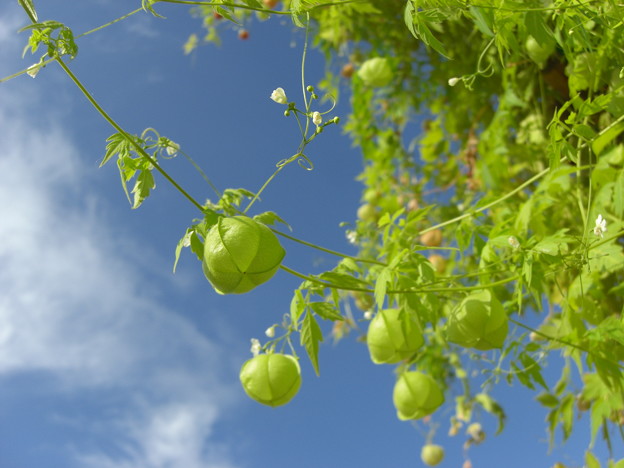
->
0;2;621;467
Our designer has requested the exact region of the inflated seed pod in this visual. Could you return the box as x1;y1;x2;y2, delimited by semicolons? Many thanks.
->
367;309;424;364
202;216;285;294
239;353;301;407
393;371;444;420
445;289;508;350
357;57;393;87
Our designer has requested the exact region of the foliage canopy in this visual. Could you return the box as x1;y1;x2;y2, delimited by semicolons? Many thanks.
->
8;0;624;465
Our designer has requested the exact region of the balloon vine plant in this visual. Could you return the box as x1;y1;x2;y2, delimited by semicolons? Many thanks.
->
6;0;624;465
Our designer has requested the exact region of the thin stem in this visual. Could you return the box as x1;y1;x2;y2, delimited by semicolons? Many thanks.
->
55;58;205;212
76;8;144;39
301;13;310;110
271;228;387;265
280;264;518;294
419;166;551;235
179;149;221;198
243;165;283;214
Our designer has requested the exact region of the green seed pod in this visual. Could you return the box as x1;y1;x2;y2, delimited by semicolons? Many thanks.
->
202;216;285;294
421;444;445;466
367;309;424;364
357;57;393;87
239;353;302;407
393;371;444;420
445;289;508;350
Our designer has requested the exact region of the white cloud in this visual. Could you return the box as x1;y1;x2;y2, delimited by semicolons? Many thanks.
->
0;81;241;467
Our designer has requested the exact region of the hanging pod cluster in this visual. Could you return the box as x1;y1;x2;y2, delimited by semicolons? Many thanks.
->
367;308;424;364
202;216;285;294
239;353;302;407
445;289;509;350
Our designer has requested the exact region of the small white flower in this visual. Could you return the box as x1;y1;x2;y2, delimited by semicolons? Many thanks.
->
270;87;288;105
508;236;520;250
312;111;322;126
448;77;461;87
346;230;358;245
265;326;275;338
593;214;607;238
166;141;180;156
26;63;41;78
250;338;261;356
364;310;374;320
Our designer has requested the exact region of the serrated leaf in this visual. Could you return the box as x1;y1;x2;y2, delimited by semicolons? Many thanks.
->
469;6;494;37
290;289;306;325
102;133;129;167
173;228;192;273
131;169;155;209
309;302;343;321
301;311;323;376
403;1;449;58
18;0;38;22
253;211;290;229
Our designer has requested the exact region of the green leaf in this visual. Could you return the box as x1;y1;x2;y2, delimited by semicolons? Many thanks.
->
318;271;369;290
593;122;624;155
524;11;553;46
535;392;559;408
131;168;155;209
309;302;343;321
615;168;624;219
102;133;129;167
403;1;449;58
18;0;38;22
585;451;602;468
253;211;290;229
469;6;494;37
301;311;323;376
474;393;506;434
290;289;306;325
374;268;391;309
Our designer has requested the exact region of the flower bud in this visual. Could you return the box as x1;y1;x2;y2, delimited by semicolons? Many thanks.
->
202;216;285;294
445;290;508;350
393;371;444;420
239;353;302;407
367;309;424;364
270;87;288;104
312;111;322;126
448;77;461;87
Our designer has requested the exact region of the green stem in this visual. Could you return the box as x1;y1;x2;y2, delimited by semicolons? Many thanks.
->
419;166;551;235
243;165;283;214
280;264;518;294
76;7;144;39
55;58;205;212
271;228;387;265
508;318;624;371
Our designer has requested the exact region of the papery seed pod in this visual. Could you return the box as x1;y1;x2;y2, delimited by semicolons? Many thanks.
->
393;371;444;420
357;57;393;87
367;309;424;364
202;216;285;294
421;444;445;466
445;289;508;350
239;353;301;407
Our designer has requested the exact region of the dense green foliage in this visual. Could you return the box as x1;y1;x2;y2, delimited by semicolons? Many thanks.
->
9;0;624;465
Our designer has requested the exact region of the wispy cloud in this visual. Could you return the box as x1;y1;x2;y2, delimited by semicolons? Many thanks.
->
0;43;241;468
